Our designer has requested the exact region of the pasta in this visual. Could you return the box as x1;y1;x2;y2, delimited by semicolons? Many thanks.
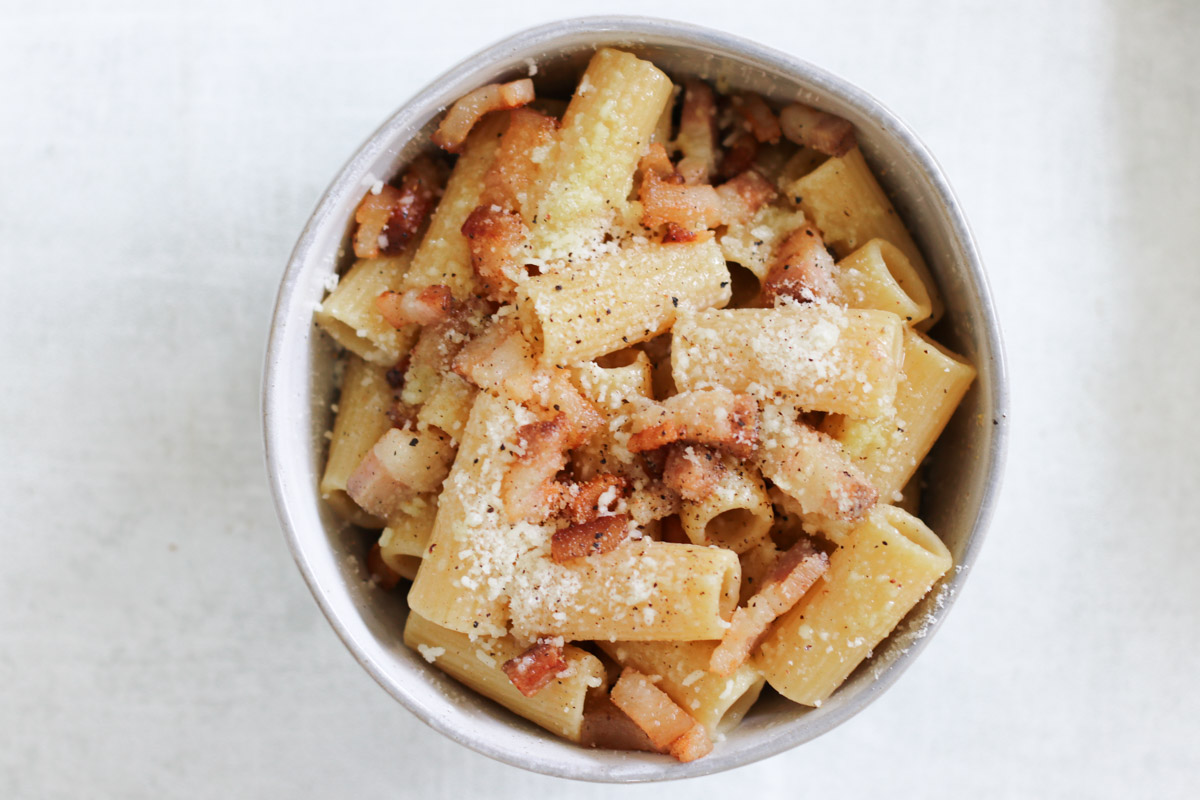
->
312;51;975;761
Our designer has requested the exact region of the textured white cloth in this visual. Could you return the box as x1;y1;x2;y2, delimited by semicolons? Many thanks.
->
1;0;1197;797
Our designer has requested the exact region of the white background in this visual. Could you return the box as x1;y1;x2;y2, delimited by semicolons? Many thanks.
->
2;0;1197;796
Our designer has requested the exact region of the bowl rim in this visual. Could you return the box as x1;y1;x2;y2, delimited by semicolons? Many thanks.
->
263;14;1009;782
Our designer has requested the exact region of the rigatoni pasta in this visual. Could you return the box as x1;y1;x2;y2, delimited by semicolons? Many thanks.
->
312;49;974;762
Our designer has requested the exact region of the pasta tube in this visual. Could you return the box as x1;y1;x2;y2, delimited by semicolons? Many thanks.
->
531;48;673;259
314;255;414;365
403;612;605;742
319;355;393;528
787;147;943;325
672;305;905;418
755;505;952;706
598;640;764;735
834;238;932;325
821;328;975;500
517;238;731;366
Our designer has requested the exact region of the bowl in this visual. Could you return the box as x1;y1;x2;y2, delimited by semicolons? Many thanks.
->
262;15;1008;782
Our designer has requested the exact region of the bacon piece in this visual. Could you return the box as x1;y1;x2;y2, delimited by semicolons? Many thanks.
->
375;285;455;329
482;107;558;213
461;205;527;302
629;388;760;459
451;317;601;448
638;143;724;234
352;158;440;258
626;420;684;454
675;80;717;184
640;172;724;232
551;514;631;563
501;415;572;523
661;222;699;244
366;542;402;590
733;93;782;144
346;428;455;519
451;316;538;397
383;158;441;252
610;668;712;762
662;444;726;502
432;78;536;153
566;474;629;524
721;131;759;180
761;223;841;306
581;692;660;752
353;185;403;259
403;299;492;392
779;102;857;157
716;170;778;225
710;538;829;676
639;141;676;178
501;638;568;697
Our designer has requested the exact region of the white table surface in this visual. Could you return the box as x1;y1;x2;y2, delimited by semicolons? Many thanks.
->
2;0;1197;796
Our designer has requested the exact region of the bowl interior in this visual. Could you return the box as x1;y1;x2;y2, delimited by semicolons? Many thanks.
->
264;16;1005;782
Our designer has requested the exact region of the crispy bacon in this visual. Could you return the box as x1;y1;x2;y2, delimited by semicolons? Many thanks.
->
402;302;487;392
609;668;712;762
353;185;402;259
501;415;572;523
451;316;538;398
501;638;568;697
721;130;759;180
661;222;699;244
640;170;724;234
639;141;676;178
779;102;857;157
482;107;558;213
375;285;455;329
761;223;841;306
461;205;527;302
716;170;778;225
581;692;660;752
432;78;536;153
662;444;726;502
346;428;455;520
626;420;684;454
451;318;601;448
352;158;440;258
566;474;629;524
638;142;775;235
733;93;782;144
551;514;631;563
629;388;760;459
675;80;717;184
366;542;402;590
710;538;829;676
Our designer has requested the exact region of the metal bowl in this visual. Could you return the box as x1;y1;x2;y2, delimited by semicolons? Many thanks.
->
263;15;1007;782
